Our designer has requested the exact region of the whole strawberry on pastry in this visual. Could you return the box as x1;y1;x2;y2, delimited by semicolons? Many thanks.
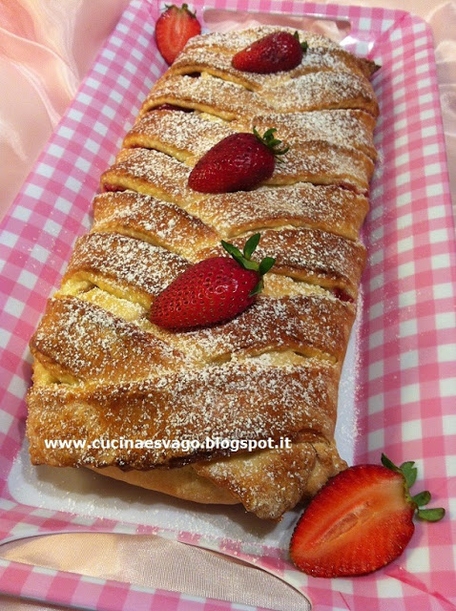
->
188;127;288;194
150;233;275;330
232;30;308;73
155;3;202;65
290;454;445;578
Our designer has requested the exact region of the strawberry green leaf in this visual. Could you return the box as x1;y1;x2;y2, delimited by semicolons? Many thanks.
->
253;127;289;157
381;453;445;524
412;490;431;507
400;461;418;488
221;240;243;260
292;31;309;53
249;279;264;297
417;507;446;522
259;256;276;276
238;259;258;272
381;454;416;487
243;233;261;259
380;453;398;472
221;234;275;278
221;241;257;272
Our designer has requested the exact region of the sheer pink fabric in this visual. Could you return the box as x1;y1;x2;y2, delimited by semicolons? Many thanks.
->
0;0;455;223
0;0;130;221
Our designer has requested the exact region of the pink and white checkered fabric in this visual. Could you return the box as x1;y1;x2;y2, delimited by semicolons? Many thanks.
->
1;1;455;609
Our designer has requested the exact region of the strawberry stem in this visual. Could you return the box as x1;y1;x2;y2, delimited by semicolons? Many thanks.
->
293;31;309;53
381;454;445;523
252;127;289;157
221;233;275;295
164;3;197;18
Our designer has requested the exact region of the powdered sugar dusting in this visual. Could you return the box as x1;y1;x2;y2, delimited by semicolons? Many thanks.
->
27;25;378;520
126;110;235;163
188;183;368;241
92;191;218;257
267;71;378;116
61;231;190;303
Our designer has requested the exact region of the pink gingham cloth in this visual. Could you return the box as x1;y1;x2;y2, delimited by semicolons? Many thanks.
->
1;1;455;610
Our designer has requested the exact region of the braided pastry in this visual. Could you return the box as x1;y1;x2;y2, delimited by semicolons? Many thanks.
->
26;26;378;520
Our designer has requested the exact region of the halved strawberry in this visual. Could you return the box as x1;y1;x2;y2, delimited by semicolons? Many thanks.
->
150;234;275;329
188;127;288;193
289;454;445;578
155;4;201;65
232;30;308;74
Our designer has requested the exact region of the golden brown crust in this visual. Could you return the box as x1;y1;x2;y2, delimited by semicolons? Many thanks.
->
194;438;346;519
127;107;377;165
169;27;379;87
92;191;218;257
90;465;240;505
124;110;235;164
60;232;191;305
142;27;379;118
29;296;189;384
26;26;378;520
27;357;341;467
186;183;369;241
200;228;366;299
236;109;377;160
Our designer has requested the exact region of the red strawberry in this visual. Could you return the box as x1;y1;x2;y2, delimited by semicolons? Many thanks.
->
289;454;445;578
232;31;308;74
188;128;288;193
155;4;201;65
150;234;275;329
